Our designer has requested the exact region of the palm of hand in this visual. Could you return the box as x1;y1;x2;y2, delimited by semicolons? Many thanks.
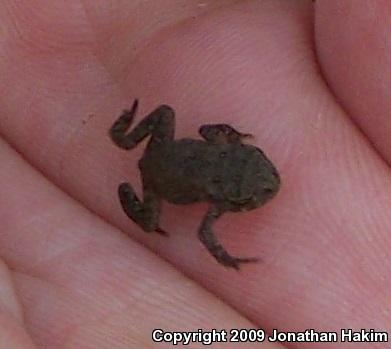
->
0;1;390;348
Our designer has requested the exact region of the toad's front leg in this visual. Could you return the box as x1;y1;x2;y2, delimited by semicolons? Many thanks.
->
118;182;168;236
109;99;175;150
198;206;258;270
199;124;252;144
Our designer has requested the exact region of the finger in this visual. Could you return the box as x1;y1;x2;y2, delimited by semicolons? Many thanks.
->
0;260;23;322
1;0;391;347
0;262;38;349
315;0;391;164
0;316;38;349
0;138;283;348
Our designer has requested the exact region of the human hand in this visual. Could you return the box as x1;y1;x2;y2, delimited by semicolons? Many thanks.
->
0;1;390;348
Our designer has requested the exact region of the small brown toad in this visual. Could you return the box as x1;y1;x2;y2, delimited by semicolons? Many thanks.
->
109;100;280;270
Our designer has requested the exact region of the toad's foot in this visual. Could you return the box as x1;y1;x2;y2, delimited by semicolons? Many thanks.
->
155;227;169;236
202;242;259;270
118;183;167;236
199;124;253;144
212;246;259;270
222;255;259;271
198;206;259;270
109;99;175;150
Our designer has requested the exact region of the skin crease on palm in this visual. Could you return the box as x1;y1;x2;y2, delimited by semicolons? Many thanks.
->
0;0;390;348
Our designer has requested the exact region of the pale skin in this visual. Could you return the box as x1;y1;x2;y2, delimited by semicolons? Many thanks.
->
0;1;391;349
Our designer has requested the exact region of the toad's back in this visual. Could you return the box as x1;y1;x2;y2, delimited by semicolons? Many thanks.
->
138;138;273;205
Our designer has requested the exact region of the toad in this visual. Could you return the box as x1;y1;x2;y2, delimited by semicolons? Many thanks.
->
109;100;280;269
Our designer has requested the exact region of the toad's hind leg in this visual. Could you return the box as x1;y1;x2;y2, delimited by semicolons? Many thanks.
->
109;99;175;150
198;206;259;270
118;183;168;236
